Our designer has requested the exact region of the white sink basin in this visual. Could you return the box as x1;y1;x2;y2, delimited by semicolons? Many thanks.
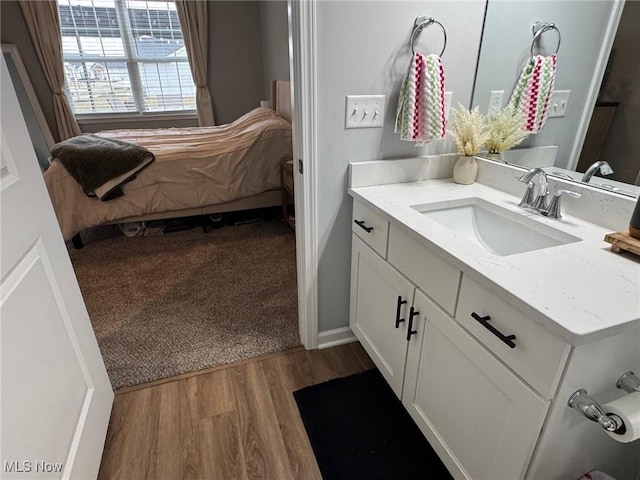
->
412;197;581;256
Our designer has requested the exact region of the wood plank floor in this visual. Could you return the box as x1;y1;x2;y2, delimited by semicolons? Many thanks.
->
98;342;375;480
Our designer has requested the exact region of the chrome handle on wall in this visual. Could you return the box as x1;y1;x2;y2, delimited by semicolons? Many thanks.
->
617;371;640;393
567;389;624;433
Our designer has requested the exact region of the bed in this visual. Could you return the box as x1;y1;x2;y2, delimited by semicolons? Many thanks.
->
44;80;293;241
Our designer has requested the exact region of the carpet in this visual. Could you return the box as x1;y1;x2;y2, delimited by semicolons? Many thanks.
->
294;369;452;480
70;217;300;390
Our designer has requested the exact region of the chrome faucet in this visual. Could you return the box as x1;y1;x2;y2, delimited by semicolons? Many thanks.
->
517;167;582;218
581;160;614;183
517;168;549;212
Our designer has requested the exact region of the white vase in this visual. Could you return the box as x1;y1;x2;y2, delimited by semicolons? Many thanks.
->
453;155;478;184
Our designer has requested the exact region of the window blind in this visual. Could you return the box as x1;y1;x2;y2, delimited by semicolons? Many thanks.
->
58;0;196;115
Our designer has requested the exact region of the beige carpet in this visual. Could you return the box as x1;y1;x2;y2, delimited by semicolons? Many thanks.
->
70;219;299;390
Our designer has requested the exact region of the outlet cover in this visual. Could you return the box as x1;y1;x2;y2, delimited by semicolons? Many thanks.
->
489;90;504;113
548;90;571;118
345;95;385;128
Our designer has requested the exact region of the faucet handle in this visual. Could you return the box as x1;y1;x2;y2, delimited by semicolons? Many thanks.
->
544;189;582;218
518;181;536;208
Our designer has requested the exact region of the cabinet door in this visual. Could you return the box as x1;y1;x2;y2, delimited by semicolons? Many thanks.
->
402;290;549;480
350;235;415;397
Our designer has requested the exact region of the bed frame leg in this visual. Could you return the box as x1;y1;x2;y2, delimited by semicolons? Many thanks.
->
71;233;84;249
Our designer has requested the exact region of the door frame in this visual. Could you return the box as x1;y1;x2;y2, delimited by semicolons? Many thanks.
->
288;0;319;349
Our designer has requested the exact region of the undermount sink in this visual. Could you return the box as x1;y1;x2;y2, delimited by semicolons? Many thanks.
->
411;197;581;256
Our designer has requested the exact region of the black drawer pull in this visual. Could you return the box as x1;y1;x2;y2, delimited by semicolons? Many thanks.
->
354;219;373;233
471;312;516;349
395;296;407;328
407;307;419;341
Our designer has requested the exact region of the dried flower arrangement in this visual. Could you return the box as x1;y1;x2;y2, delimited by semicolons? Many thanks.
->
448;104;490;156
486;105;529;154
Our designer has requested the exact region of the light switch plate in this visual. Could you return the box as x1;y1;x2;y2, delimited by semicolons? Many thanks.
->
489;90;504;113
548;90;571;118
345;95;385;128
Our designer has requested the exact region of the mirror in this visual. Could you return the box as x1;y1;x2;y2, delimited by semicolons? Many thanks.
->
472;0;639;198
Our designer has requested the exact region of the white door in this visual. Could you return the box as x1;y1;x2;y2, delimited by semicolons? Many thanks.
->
349;235;415;397
1;56;113;479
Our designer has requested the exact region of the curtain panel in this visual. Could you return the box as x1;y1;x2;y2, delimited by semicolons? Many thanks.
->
19;0;81;141
175;0;215;126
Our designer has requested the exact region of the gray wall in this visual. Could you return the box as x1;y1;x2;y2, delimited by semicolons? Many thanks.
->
208;1;265;124
315;1;486;332
472;0;615;169
259;0;290;101
0;1;269;137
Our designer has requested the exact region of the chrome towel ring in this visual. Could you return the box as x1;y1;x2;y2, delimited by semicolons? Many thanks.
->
531;21;561;56
411;16;447;57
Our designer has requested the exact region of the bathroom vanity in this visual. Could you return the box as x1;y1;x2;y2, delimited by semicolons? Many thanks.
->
348;157;640;480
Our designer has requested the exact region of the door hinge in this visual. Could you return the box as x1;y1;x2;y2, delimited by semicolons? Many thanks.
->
298;158;303;174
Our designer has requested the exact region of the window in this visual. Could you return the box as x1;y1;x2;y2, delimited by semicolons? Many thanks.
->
58;0;196;115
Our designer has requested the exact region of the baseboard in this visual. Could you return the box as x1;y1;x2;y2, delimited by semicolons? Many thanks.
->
317;327;357;350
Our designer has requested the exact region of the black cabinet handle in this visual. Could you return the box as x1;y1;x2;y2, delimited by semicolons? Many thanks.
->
354;219;373;233
407;307;419;341
471;312;516;349
395;296;407;328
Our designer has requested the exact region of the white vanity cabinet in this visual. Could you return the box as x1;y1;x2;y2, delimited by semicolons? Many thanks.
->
349;200;568;480
347;161;640;479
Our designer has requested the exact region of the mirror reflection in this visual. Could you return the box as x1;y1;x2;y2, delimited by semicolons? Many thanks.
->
472;0;639;197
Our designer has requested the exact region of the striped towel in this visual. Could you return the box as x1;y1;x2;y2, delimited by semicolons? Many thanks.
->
395;53;446;145
508;54;557;134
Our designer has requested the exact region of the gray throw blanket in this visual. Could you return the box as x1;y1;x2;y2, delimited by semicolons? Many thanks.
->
51;134;155;201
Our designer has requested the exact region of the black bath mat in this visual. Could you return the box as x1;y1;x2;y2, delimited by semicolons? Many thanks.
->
293;369;453;480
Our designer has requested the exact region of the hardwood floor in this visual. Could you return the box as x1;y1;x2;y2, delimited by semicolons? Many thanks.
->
98;342;375;480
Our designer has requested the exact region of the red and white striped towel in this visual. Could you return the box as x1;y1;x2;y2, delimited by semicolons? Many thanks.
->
395;53;446;145
508;54;557;134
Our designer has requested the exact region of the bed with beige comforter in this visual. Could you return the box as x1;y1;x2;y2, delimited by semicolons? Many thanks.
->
44;107;292;240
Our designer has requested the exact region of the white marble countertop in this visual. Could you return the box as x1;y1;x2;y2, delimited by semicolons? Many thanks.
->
349;179;640;345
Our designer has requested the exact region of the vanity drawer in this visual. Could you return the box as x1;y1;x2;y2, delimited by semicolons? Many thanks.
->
455;275;570;399
387;224;461;315
352;200;389;258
